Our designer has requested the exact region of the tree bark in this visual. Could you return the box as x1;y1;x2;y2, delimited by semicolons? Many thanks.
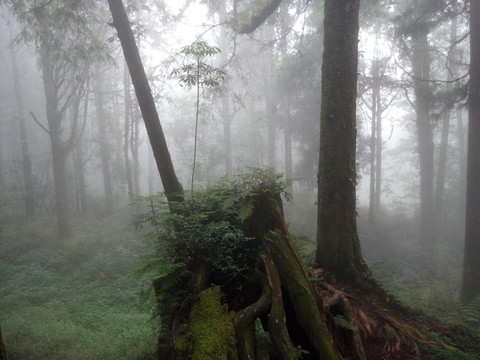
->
461;0;480;303
0;324;7;360
316;0;367;281
41;59;72;239
412;23;435;245
107;0;184;204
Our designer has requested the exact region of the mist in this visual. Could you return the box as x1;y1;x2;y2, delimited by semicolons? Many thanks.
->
0;1;478;359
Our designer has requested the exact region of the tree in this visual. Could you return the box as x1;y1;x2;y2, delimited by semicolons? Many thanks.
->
171;40;225;194
461;0;480;303
106;0;184;205
8;21;35;216
315;0;368;281
2;0;106;239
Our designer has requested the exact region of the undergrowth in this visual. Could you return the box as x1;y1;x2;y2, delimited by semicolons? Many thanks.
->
0;202;157;360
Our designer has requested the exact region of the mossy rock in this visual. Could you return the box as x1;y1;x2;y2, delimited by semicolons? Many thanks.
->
189;286;238;360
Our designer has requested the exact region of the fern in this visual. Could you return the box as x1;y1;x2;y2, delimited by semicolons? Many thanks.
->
461;295;480;325
333;315;355;331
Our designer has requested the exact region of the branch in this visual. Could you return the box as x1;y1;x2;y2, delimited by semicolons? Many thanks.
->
230;0;283;34
30;111;51;137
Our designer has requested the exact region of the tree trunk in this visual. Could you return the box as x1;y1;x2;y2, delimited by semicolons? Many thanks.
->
279;3;293;197
9;22;34;216
0;324;7;360
412;23;435;246
41;59;72;240
123;61;135;197
107;0;184;204
316;0;367;281
461;0;480;303
95;64;114;213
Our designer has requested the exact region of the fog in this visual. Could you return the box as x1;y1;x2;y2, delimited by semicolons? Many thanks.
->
0;1;475;359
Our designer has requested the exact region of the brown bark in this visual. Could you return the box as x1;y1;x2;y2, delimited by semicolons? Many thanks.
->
107;0;184;204
461;0;480;302
0;324;7;360
316;0;367;280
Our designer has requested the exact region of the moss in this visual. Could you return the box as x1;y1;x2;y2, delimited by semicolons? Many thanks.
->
189;286;238;360
419;343;477;360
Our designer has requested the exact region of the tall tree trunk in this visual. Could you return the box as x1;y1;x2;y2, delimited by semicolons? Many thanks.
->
95;64;113;213
107;0;184;204
461;0;480;303
123;62;134;197
374;93;383;213
265;40;276;170
412;23;435;245
9;23;34;216
219;2;233;180
316;0;367;281
368;64;379;225
280;3;293;196
41;59;72;240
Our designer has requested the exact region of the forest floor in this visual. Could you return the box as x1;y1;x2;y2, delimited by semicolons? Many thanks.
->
0;199;158;360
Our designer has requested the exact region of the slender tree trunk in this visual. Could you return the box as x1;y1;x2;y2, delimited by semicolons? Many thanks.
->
374;93;383;212
412;24;435;245
461;0;480;303
41;59;72;240
219;3;233;180
95;64;113;213
265;41;276;170
123;62;134;197
316;0;367;281
9;23;34;216
368;68;379;225
107;0;184;204
280;3;293;196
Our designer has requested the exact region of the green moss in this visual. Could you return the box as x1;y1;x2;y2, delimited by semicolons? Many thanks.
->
190;287;238;360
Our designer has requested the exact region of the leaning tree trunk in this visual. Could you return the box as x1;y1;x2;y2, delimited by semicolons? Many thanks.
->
107;0;184;204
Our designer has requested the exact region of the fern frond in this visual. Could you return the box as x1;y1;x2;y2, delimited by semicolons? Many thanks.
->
333;315;355;331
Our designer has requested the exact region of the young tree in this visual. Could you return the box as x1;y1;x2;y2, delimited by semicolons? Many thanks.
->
461;0;480;303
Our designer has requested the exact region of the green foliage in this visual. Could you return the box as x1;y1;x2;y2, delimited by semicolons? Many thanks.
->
0;208;157;360
188;287;237;360
461;295;480;326
332;315;355;332
172;41;225;88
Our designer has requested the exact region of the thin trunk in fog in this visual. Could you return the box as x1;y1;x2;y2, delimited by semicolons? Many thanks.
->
368;62;380;225
219;2;233;180
9;23;34;215
316;0;367;280
131;109;140;195
457;109;466;189
74;82;89;213
107;0;184;204
265;26;276;169
280;2;293;196
435;12;458;217
123;62;134;197
41;58;72;239
412;22;435;245
374;93;383;212
461;0;480;303
95;64;113;213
